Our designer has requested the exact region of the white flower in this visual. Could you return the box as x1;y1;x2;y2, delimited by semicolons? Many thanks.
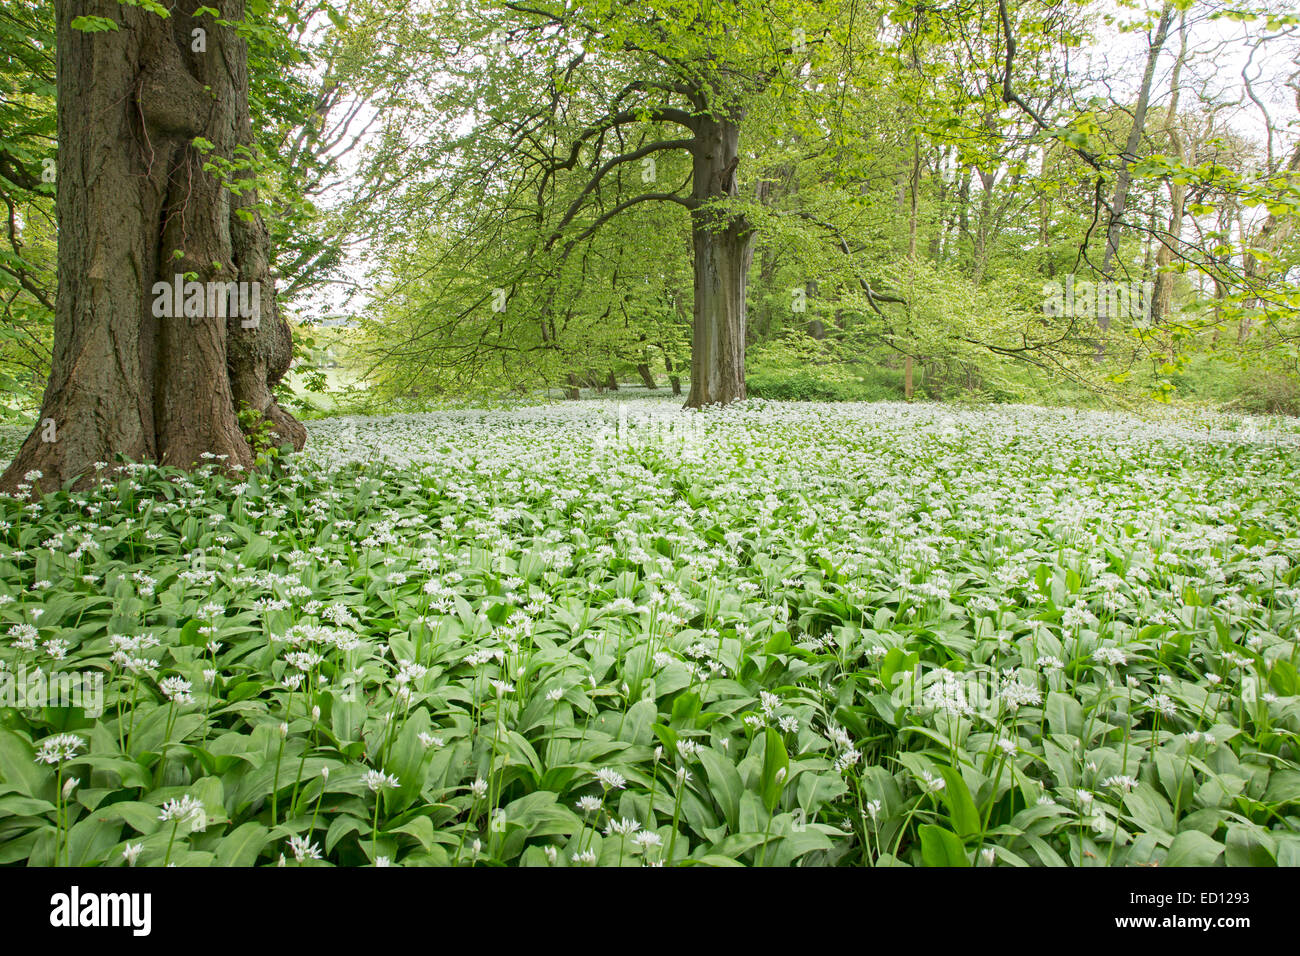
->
918;770;945;793
596;768;626;790
288;835;322;862
1093;647;1127;667
158;795;206;831
363;769;400;792
34;733;84;765
159;676;194;704
603;817;641;837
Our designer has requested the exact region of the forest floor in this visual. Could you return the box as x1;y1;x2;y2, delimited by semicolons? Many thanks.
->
0;399;1298;865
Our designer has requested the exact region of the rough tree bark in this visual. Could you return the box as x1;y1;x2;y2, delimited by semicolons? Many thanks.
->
1;0;304;494
686;112;752;409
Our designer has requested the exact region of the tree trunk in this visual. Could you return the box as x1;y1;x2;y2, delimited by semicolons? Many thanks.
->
665;354;681;396
1100;2;1175;307
908;137;921;259
565;373;580;399
2;0;303;494
1241;88;1300;311
636;363;656;388
904;355;914;401
974;168;996;284
956;167;972;250
1150;13;1189;325
686;113;752;408
1152;172;1185;321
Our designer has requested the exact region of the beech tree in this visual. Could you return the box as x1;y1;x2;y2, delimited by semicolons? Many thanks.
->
357;0;846;407
1;0;304;494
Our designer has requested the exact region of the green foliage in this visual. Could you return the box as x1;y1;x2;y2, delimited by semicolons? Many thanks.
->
0;400;1297;866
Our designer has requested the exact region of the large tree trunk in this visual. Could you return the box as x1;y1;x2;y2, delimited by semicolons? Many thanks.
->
1;0;303;494
686;114;752;409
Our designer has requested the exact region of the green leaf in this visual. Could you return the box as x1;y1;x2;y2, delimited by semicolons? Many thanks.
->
697;747;743;831
0;732;51;798
1045;691;1082;738
1224;825;1276;867
1164;830;1224;867
97;801;163;835
70;15;119;32
759;727;789;813
938;764;981;839
214;822;271;866
670;691;701;726
918;824;969;867
1269;660;1298;696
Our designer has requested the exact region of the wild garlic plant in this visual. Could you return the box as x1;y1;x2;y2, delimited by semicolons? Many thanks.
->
0;400;1295;865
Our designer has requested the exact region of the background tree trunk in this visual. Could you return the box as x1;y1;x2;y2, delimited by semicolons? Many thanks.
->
665;354;681;396
636;363;656;388
1100;2;1175;306
1152;11;1190;323
686;113;751;408
1;0;303;494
